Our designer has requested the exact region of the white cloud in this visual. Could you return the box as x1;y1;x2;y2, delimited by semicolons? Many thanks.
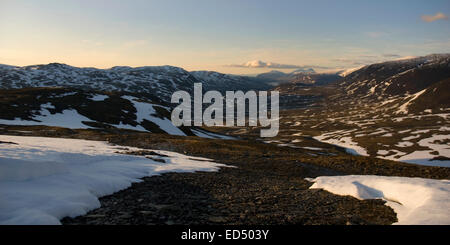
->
227;60;327;69
421;12;448;23
228;60;300;69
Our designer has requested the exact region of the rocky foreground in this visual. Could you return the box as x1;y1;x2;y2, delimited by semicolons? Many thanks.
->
11;126;437;225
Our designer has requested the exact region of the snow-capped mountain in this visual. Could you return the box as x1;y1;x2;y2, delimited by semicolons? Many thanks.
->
337;53;450;113
341;54;450;95
0;63;201;102
0;63;275;103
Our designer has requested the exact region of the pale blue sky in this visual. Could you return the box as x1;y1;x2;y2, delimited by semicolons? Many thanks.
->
1;0;449;74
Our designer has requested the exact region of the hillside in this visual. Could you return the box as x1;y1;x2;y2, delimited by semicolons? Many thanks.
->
0;87;231;139
219;54;450;167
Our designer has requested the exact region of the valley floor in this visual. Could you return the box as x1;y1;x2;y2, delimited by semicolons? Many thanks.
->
1;126;449;225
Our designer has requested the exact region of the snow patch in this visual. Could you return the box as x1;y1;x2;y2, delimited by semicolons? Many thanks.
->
396;89;427;115
0;109;92;129
306;175;450;225
90;94;109;101
314;132;368;156
0;135;228;225
396;142;414;148
121;96;186;136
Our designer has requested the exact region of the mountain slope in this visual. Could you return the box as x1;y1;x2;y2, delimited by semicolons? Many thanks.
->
0;63;199;102
334;54;450;114
259;54;450;167
340;54;450;97
0;87;191;135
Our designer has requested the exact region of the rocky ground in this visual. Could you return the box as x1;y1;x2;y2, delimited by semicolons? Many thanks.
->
61;170;396;225
1;125;448;225
0;125;442;225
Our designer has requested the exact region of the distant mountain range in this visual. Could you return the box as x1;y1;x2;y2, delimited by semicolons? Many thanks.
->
0;62;355;101
0;63;198;102
190;70;271;92
0;63;272;103
257;68;342;86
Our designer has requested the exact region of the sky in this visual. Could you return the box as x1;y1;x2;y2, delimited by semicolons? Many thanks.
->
0;0;449;74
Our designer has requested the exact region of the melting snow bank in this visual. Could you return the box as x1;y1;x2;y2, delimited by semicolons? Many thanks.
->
0;135;229;225
306;175;450;225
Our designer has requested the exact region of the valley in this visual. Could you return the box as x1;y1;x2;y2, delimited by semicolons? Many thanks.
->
218;54;450;167
0;54;449;225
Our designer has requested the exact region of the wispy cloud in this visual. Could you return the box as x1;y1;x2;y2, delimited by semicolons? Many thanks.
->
226;60;327;69
421;12;448;23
